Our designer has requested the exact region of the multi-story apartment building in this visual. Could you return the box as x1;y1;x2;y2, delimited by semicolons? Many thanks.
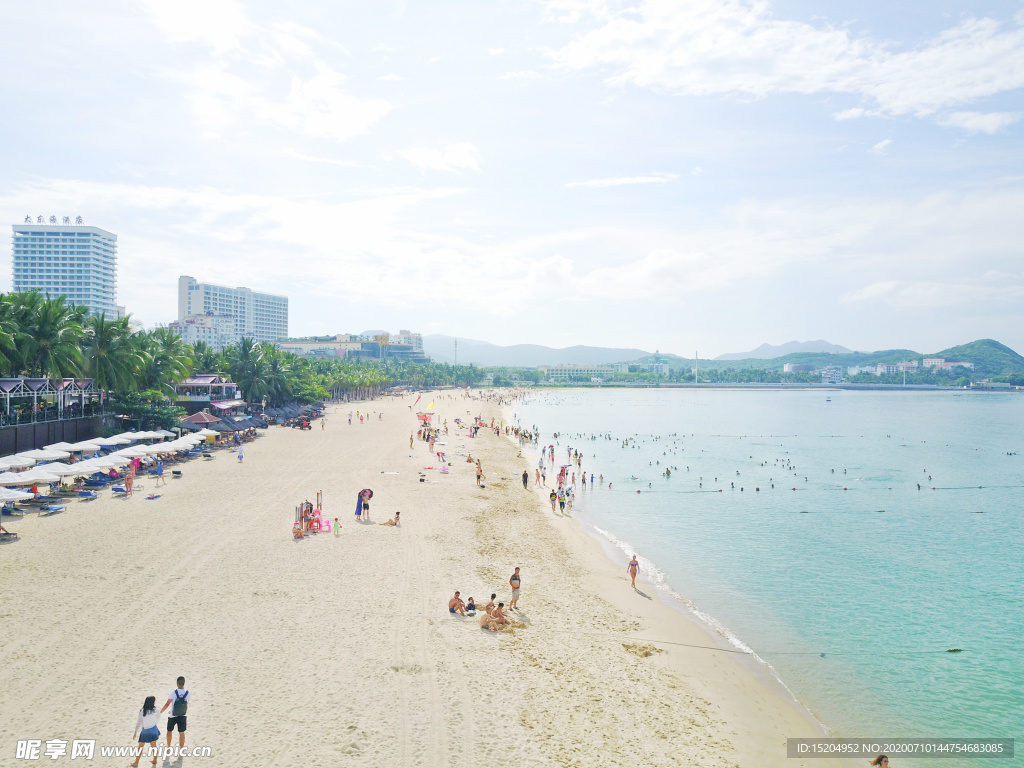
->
176;275;288;346
11;219;120;317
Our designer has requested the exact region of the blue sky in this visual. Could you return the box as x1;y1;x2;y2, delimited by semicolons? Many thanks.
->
1;0;1022;356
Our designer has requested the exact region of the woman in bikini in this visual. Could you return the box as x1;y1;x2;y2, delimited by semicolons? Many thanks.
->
627;554;640;589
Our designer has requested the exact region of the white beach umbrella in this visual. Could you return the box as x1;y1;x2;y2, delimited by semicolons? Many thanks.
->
111;432;142;441
0;457;35;471
113;446;150;459
0;486;34;502
66;441;103;452
0;472;33;485
15;449;71;461
197;428;219;437
90;436;130;446
33;462;82;478
140;443;169;455
44;442;76;451
25;472;61;486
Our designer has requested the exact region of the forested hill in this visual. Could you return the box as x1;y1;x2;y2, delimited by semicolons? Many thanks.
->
701;339;1024;377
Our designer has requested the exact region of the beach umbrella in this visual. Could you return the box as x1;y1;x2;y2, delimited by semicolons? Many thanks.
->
44;442;76;451
197;428;220;437
33;462;82;478
66;441;103;452
0;457;35;471
141;444;169;456
0;472;33;485
154;429;177;437
0;487;33;502
111;432;143;441
15;449;71;461
90;436;131;447
359;488;374;499
111;446;150;459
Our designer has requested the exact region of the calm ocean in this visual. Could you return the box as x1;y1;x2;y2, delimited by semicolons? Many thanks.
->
515;389;1023;763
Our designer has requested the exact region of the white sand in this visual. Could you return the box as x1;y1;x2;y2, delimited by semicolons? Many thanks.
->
0;393;842;766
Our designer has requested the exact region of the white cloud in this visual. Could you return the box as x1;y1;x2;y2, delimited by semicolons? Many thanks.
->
284;149;361;168
567;173;679;188
145;5;390;142
399;144;481;172
869;138;891;155
939;111;1022;134
377;73;405;81
549;2;1024;121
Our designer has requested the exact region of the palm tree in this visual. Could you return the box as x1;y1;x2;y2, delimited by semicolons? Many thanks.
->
139;328;193;394
190;341;223;375
82;314;143;391
0;293;21;376
19;295;84;377
226;338;265;402
375;332;391;360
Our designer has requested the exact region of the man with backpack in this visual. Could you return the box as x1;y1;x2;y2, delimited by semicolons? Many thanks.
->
160;676;191;751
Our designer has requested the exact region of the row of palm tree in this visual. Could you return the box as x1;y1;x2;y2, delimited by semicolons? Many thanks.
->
0;291;191;392
1;290;491;410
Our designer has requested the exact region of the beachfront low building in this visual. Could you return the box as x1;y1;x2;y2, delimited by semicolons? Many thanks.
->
539;364;616;382
277;331;429;363
783;363;815;373
821;366;844;384
167;313;237;352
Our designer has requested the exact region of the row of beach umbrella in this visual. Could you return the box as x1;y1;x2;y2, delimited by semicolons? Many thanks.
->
0;431;217;487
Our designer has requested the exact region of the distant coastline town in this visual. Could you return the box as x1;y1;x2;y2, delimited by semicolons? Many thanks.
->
4;216;1022;453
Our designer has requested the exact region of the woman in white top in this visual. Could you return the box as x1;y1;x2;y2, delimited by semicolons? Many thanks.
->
132;696;160;766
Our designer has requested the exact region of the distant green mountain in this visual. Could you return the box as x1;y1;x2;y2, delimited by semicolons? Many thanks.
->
634;339;1024;378
932;339;1024;376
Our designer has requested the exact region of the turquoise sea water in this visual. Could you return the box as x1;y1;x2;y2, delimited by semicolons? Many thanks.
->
516;389;1023;765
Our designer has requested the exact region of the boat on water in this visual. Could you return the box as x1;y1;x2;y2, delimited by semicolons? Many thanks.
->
826;397;832;402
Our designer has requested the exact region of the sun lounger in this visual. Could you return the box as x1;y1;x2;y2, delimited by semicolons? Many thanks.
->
40;505;65;515
172;470;183;478
78;490;98;500
0;530;18;542
111;486;129;497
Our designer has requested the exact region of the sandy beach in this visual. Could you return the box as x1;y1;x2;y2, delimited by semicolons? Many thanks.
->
0;392;841;767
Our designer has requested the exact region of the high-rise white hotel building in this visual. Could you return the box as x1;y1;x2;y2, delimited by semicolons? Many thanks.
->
11;221;120;317
176;275;288;346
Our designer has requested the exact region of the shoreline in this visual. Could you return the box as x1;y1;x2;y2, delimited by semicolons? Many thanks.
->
499;399;842;766
1;391;843;766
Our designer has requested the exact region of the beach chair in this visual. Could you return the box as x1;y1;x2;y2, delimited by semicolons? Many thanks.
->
111;486;129;498
0;530;18;543
40;505;65;515
172;470;183;479
321;518;332;532
78;490;98;501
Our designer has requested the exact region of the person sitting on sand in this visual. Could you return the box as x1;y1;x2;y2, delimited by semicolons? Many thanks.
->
480;602;509;631
465;598;477;616
379;511;400;526
449;592;466;616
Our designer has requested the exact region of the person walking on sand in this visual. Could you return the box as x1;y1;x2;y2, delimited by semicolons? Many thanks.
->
237;446;244;463
549;489;557;512
155;461;166;487
160;676;191;752
628;554;640;589
522;470;529;489
410;433;414;449
131;696;161;766
509;567;521;609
